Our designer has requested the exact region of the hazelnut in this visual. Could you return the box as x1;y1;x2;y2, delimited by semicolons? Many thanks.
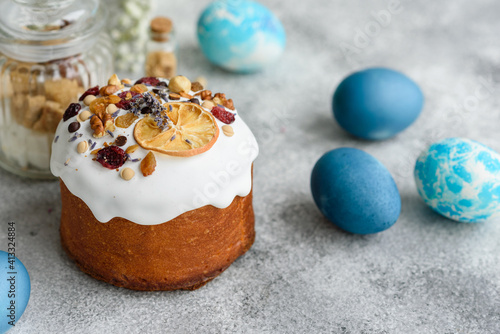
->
168;75;191;93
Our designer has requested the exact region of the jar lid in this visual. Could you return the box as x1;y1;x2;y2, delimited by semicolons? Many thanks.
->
0;0;107;63
150;17;173;34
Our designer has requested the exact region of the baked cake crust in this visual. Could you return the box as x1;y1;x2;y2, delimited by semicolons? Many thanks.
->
59;181;255;291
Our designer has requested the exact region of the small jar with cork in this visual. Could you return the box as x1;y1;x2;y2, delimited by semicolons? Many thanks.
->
145;16;177;79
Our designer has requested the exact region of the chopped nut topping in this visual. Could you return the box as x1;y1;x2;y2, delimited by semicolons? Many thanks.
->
106;104;118;115
83;95;96;106
99;85;120;96
222;125;234;137
77;140;88;153
213;93;235;110
77;110;92;122
120;167;135;181
198;90;212;101
130;84;148;94
202;100;215;110
108;74;122;87
91;112;115;138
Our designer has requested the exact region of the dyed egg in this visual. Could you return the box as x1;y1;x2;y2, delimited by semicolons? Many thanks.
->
311;148;401;234
333;68;424;140
197;0;286;73
0;251;30;333
414;138;500;222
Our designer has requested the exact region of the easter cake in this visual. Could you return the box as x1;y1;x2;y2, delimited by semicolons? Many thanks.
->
50;75;259;290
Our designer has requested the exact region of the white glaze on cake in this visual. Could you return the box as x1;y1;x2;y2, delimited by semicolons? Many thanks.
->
50;80;259;225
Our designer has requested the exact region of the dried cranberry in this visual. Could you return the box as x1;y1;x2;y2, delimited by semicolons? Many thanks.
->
116;91;140;110
96;146;127;169
211;106;235;124
79;86;99;101
63;103;81;122
116;100;131;110
135;77;160;86
118;91;140;99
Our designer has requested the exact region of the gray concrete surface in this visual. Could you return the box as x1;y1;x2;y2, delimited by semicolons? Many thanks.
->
1;0;500;333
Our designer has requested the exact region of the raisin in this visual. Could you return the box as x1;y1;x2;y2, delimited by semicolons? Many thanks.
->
211;106;235;124
96;146;127;169
63;103;81;122
79;86;99;101
134;77;160;86
68;121;80;133
114;136;127;146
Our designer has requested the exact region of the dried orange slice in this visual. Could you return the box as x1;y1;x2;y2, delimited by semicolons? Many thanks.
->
134;102;219;157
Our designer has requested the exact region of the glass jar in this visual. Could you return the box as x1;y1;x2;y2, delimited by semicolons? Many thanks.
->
145;16;178;79
107;0;152;75
0;0;113;179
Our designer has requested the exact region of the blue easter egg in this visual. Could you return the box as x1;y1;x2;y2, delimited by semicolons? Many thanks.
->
414;138;500;223
311;148;401;234
197;0;286;72
333;68;424;140
0;251;30;333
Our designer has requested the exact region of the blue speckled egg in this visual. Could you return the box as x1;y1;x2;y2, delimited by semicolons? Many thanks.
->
415;138;500;223
0;251;30;333
333;68;424;140
311;148;401;234
197;0;286;73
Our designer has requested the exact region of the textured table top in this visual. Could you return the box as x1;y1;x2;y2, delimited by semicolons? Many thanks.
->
2;0;500;333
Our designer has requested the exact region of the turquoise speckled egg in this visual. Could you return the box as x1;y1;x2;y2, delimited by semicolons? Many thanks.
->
414;138;500;222
0;251;31;333
197;0;286;73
